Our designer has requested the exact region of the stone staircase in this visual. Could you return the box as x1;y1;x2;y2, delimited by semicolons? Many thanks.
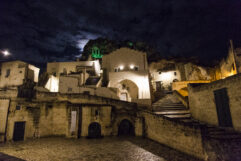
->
152;93;241;140
152;93;241;161
152;93;191;120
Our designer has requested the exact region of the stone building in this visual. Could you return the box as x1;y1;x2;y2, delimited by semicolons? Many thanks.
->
0;60;143;142
0;61;39;88
102;47;151;105
45;60;101;92
188;73;241;132
149;60;181;91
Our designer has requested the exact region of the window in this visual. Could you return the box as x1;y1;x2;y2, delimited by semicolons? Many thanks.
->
16;105;21;110
174;72;177;76
114;68;120;72
5;69;10;77
68;87;72;92
232;64;235;71
95;110;99;116
134;66;139;71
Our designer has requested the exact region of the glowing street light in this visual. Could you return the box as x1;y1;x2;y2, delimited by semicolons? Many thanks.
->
1;50;10;56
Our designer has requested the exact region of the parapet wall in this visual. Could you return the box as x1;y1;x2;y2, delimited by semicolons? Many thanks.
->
142;111;206;160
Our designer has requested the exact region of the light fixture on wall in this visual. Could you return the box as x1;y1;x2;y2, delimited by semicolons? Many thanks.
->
130;64;134;69
119;65;124;70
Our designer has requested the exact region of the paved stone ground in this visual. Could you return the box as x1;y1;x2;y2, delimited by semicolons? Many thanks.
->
0;137;202;161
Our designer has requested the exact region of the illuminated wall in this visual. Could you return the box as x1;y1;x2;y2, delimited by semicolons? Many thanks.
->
152;70;181;90
102;48;148;73
47;60;101;77
219;46;237;79
45;75;59;92
108;71;151;103
102;48;151;105
0;61;39;88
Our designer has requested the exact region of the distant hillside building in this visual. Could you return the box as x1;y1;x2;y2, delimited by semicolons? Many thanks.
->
0;60;39;88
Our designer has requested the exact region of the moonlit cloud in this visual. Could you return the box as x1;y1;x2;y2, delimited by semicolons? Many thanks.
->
0;0;240;66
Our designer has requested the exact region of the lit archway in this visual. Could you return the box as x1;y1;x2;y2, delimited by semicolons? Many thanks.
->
119;79;138;101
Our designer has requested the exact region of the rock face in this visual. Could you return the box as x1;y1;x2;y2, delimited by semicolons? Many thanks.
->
81;38;157;61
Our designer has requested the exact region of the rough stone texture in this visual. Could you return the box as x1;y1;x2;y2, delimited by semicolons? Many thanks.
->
0;61;39;88
188;73;241;131
0;137;202;161
81;106;112;136
142;111;207;160
5;100;69;141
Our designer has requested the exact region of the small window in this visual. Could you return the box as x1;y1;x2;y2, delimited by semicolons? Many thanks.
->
16;105;21;110
232;64;235;70
174;72;177;76
95;110;99;116
115;68;120;72
68;87;72;92
19;70;22;73
5;69;10;77
134;66;139;71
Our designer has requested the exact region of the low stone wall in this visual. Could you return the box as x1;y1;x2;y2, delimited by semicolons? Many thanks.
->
173;90;188;107
172;80;210;92
142;111;206;160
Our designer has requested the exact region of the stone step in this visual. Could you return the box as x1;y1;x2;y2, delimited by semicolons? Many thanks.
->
154;110;190;115
153;106;186;108
153;103;185;105
154;108;188;111
163;114;191;119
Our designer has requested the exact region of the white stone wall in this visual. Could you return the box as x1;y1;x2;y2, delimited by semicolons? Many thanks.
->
152;70;181;90
47;60;101;76
108;71;151;100
102;48;148;73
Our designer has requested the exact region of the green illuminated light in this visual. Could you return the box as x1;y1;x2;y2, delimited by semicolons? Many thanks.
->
91;46;103;59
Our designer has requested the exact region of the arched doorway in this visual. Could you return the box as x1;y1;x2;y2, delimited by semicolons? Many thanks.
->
118;119;134;136
88;122;101;138
119;79;139;101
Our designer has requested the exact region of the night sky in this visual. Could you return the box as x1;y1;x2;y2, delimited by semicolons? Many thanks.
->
0;0;241;65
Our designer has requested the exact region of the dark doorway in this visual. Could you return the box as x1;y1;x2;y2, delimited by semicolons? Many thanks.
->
214;88;233;127
118;119;134;136
13;122;25;141
88;122;101;138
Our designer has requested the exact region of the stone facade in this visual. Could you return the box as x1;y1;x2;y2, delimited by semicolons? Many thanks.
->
188;73;241;131
149;60;181;91
102;48;151;105
0;61;39;88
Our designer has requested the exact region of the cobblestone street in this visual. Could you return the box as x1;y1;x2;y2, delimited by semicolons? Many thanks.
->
0;137;202;161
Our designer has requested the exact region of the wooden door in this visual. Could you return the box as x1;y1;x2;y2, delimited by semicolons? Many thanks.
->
214;88;233;127
13;122;25;141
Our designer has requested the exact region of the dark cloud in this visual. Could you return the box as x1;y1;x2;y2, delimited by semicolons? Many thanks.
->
0;0;240;65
